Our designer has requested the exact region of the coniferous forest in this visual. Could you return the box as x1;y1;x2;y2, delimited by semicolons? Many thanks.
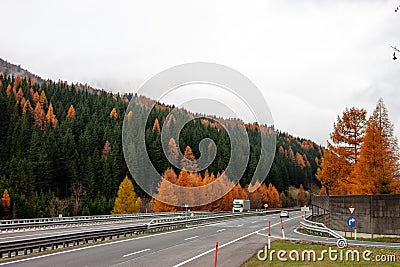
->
0;59;323;218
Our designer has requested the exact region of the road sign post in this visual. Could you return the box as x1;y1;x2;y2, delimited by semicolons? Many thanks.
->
347;216;356;228
348;206;356;215
264;203;268;212
301;205;309;219
347;206;356;239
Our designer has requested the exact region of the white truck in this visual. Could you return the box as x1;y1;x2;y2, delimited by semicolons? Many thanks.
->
232;199;250;213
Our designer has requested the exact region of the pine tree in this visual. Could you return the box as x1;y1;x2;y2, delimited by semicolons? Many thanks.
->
109;108;118;119
279;192;287;207
317;107;367;194
353;98;400;194
22;99;33;114
15;88;24;103
163;168;178;184
268;183;280;208
33;103;46;128
67;105;75;119
112;176;139;214
152;118;161;133
153;177;178;212
167;138;179;167
33;91;39;103
127;110;133;121
1;189;11;215
39;90;48;108
180;146;198;172
298;184;306;206
318;186;327;196
6;85;11;96
46;103;58;128
176;169;194;207
102;140;111;158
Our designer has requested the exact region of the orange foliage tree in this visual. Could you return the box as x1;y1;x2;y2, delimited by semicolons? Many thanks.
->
1;189;11;215
33;103;46;128
318;186;327;196
353;99;400;194
152;118;161;133
46;103;58;128
67;105;75;119
298;184;306;206
109;108;118;119
180;146;198;172
317;107;367;194
153;178;178;212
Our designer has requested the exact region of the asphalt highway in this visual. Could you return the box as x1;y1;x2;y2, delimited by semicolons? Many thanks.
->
0;211;304;267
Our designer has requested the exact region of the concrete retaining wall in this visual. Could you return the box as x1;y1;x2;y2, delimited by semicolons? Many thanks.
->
311;194;400;237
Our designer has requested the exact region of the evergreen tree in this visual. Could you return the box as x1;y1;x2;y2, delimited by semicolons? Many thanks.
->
353;99;400;194
112;176;139;214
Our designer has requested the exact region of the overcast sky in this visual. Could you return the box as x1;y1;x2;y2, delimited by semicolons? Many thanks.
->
2;0;400;145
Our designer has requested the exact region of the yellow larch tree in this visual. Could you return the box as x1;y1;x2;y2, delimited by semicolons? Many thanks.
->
316;107;367;194
112;176;139;214
353;98;400;194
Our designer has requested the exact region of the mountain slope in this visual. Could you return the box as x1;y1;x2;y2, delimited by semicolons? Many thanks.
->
0;58;323;218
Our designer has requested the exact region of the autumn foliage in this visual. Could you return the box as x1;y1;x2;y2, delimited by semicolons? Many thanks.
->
1;189;10;213
46;103;58;128
153;165;284;212
112;176;139;214
67;105;75;119
109;107;118;119
317;99;400;195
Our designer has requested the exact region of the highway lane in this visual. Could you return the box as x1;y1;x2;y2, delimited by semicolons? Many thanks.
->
1;211;303;267
0;221;151;243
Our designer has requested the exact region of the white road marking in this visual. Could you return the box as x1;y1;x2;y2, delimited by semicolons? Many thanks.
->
122;248;150;257
0;222;220;266
251;221;257;224
184;235;198;241
237;224;243;227
172;216;301;267
216;229;226;232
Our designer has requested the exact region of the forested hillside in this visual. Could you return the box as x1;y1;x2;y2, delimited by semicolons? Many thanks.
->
0;59;323;218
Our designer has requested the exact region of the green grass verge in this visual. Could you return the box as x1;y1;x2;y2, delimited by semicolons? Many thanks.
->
241;240;400;267
346;237;400;243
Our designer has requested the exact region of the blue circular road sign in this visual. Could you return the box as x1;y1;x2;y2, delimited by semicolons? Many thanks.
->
347;216;356;228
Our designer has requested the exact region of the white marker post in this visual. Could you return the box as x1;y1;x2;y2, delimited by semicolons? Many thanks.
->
354;223;357;240
280;217;285;239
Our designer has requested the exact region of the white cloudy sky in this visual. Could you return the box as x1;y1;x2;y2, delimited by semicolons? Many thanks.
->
2;0;400;145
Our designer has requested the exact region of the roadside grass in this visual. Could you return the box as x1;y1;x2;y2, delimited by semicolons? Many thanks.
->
241;240;400;267
297;228;333;238
346;236;400;243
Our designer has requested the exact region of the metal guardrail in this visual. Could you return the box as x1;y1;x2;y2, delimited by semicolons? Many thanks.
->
299;217;344;239
0;211;271;259
0;212;211;233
